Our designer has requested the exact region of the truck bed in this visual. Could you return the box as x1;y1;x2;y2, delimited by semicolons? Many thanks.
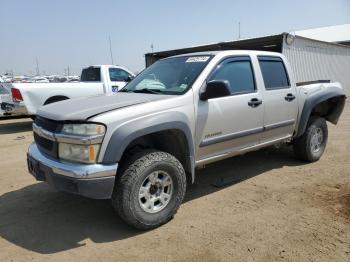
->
11;82;106;115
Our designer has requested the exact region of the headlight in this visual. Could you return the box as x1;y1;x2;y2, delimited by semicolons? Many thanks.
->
58;123;106;164
61;123;105;136
59;143;101;164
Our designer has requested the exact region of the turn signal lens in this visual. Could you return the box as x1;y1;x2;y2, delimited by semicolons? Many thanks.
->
89;145;95;162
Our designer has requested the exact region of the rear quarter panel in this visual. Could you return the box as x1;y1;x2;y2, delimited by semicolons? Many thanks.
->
294;82;345;137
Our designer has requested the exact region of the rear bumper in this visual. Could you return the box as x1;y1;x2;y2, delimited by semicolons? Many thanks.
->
0;102;27;115
27;143;118;199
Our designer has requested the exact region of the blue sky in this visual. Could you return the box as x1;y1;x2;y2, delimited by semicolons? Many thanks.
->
1;0;349;75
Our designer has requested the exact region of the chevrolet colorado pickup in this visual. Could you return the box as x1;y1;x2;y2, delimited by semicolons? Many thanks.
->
27;51;346;229
4;65;134;117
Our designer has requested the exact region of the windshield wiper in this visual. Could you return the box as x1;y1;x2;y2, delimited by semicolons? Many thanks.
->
118;89;133;92
132;88;163;94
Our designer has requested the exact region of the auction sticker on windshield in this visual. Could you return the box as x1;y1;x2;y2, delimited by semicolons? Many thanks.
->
186;56;210;63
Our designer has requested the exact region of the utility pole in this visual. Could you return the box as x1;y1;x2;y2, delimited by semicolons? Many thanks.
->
151;43;154;53
238;22;241;39
109;35;114;65
35;57;40;76
67;66;70;77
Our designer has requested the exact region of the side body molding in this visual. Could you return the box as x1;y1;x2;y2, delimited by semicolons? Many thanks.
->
296;87;346;138
102;112;196;183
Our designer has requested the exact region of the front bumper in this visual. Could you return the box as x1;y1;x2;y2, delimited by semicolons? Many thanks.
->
0;102;28;116
27;143;118;199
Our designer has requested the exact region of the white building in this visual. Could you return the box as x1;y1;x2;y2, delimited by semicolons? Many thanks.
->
295;24;350;46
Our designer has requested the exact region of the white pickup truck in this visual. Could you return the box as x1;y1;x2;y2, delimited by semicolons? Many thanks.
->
2;65;134;117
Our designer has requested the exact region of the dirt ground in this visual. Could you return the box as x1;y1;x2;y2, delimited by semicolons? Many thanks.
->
0;104;349;262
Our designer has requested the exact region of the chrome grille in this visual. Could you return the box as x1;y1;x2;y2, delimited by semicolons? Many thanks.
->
34;132;53;151
33;117;62;158
34;116;62;132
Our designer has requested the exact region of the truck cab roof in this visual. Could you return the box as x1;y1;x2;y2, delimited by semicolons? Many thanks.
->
170;50;284;58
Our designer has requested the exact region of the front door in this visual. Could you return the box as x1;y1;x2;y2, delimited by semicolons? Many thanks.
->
196;56;264;163
108;68;131;93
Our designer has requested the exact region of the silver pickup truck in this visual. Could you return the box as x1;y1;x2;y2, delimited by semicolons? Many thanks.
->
27;50;346;229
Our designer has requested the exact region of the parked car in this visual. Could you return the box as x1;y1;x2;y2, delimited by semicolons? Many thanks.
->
0;82;27;116
12;76;32;83
32;76;50;83
27;50;346;229
4;65;134;116
0;83;10;116
67;76;80;82
2;76;14;83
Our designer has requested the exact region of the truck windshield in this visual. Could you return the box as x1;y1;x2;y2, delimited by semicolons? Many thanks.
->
120;55;212;95
81;67;101;82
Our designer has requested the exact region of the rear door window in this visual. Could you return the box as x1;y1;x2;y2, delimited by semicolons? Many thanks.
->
80;67;101;82
258;56;290;89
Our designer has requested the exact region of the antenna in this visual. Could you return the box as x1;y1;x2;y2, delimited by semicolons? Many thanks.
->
109;35;114;64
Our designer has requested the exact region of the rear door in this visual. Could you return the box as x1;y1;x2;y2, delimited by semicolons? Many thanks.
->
197;56;264;162
257;56;298;142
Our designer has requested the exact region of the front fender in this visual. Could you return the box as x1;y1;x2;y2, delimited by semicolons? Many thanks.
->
102;112;195;182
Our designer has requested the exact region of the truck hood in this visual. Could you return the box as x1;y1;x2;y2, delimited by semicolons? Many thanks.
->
37;93;171;121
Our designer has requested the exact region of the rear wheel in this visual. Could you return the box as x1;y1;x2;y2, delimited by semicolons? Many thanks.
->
112;150;186;230
293;116;328;162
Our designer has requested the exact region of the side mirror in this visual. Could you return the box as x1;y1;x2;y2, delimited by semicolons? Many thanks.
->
199;80;231;100
126;75;134;82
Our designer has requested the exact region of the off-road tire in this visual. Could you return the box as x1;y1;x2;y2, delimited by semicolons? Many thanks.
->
293;116;328;162
112;150;186;230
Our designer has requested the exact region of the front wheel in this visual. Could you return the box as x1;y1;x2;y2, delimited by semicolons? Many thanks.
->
293;116;328;162
112;150;186;230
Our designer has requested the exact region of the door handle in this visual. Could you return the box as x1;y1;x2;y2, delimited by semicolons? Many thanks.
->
248;98;262;108
285;93;296;102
